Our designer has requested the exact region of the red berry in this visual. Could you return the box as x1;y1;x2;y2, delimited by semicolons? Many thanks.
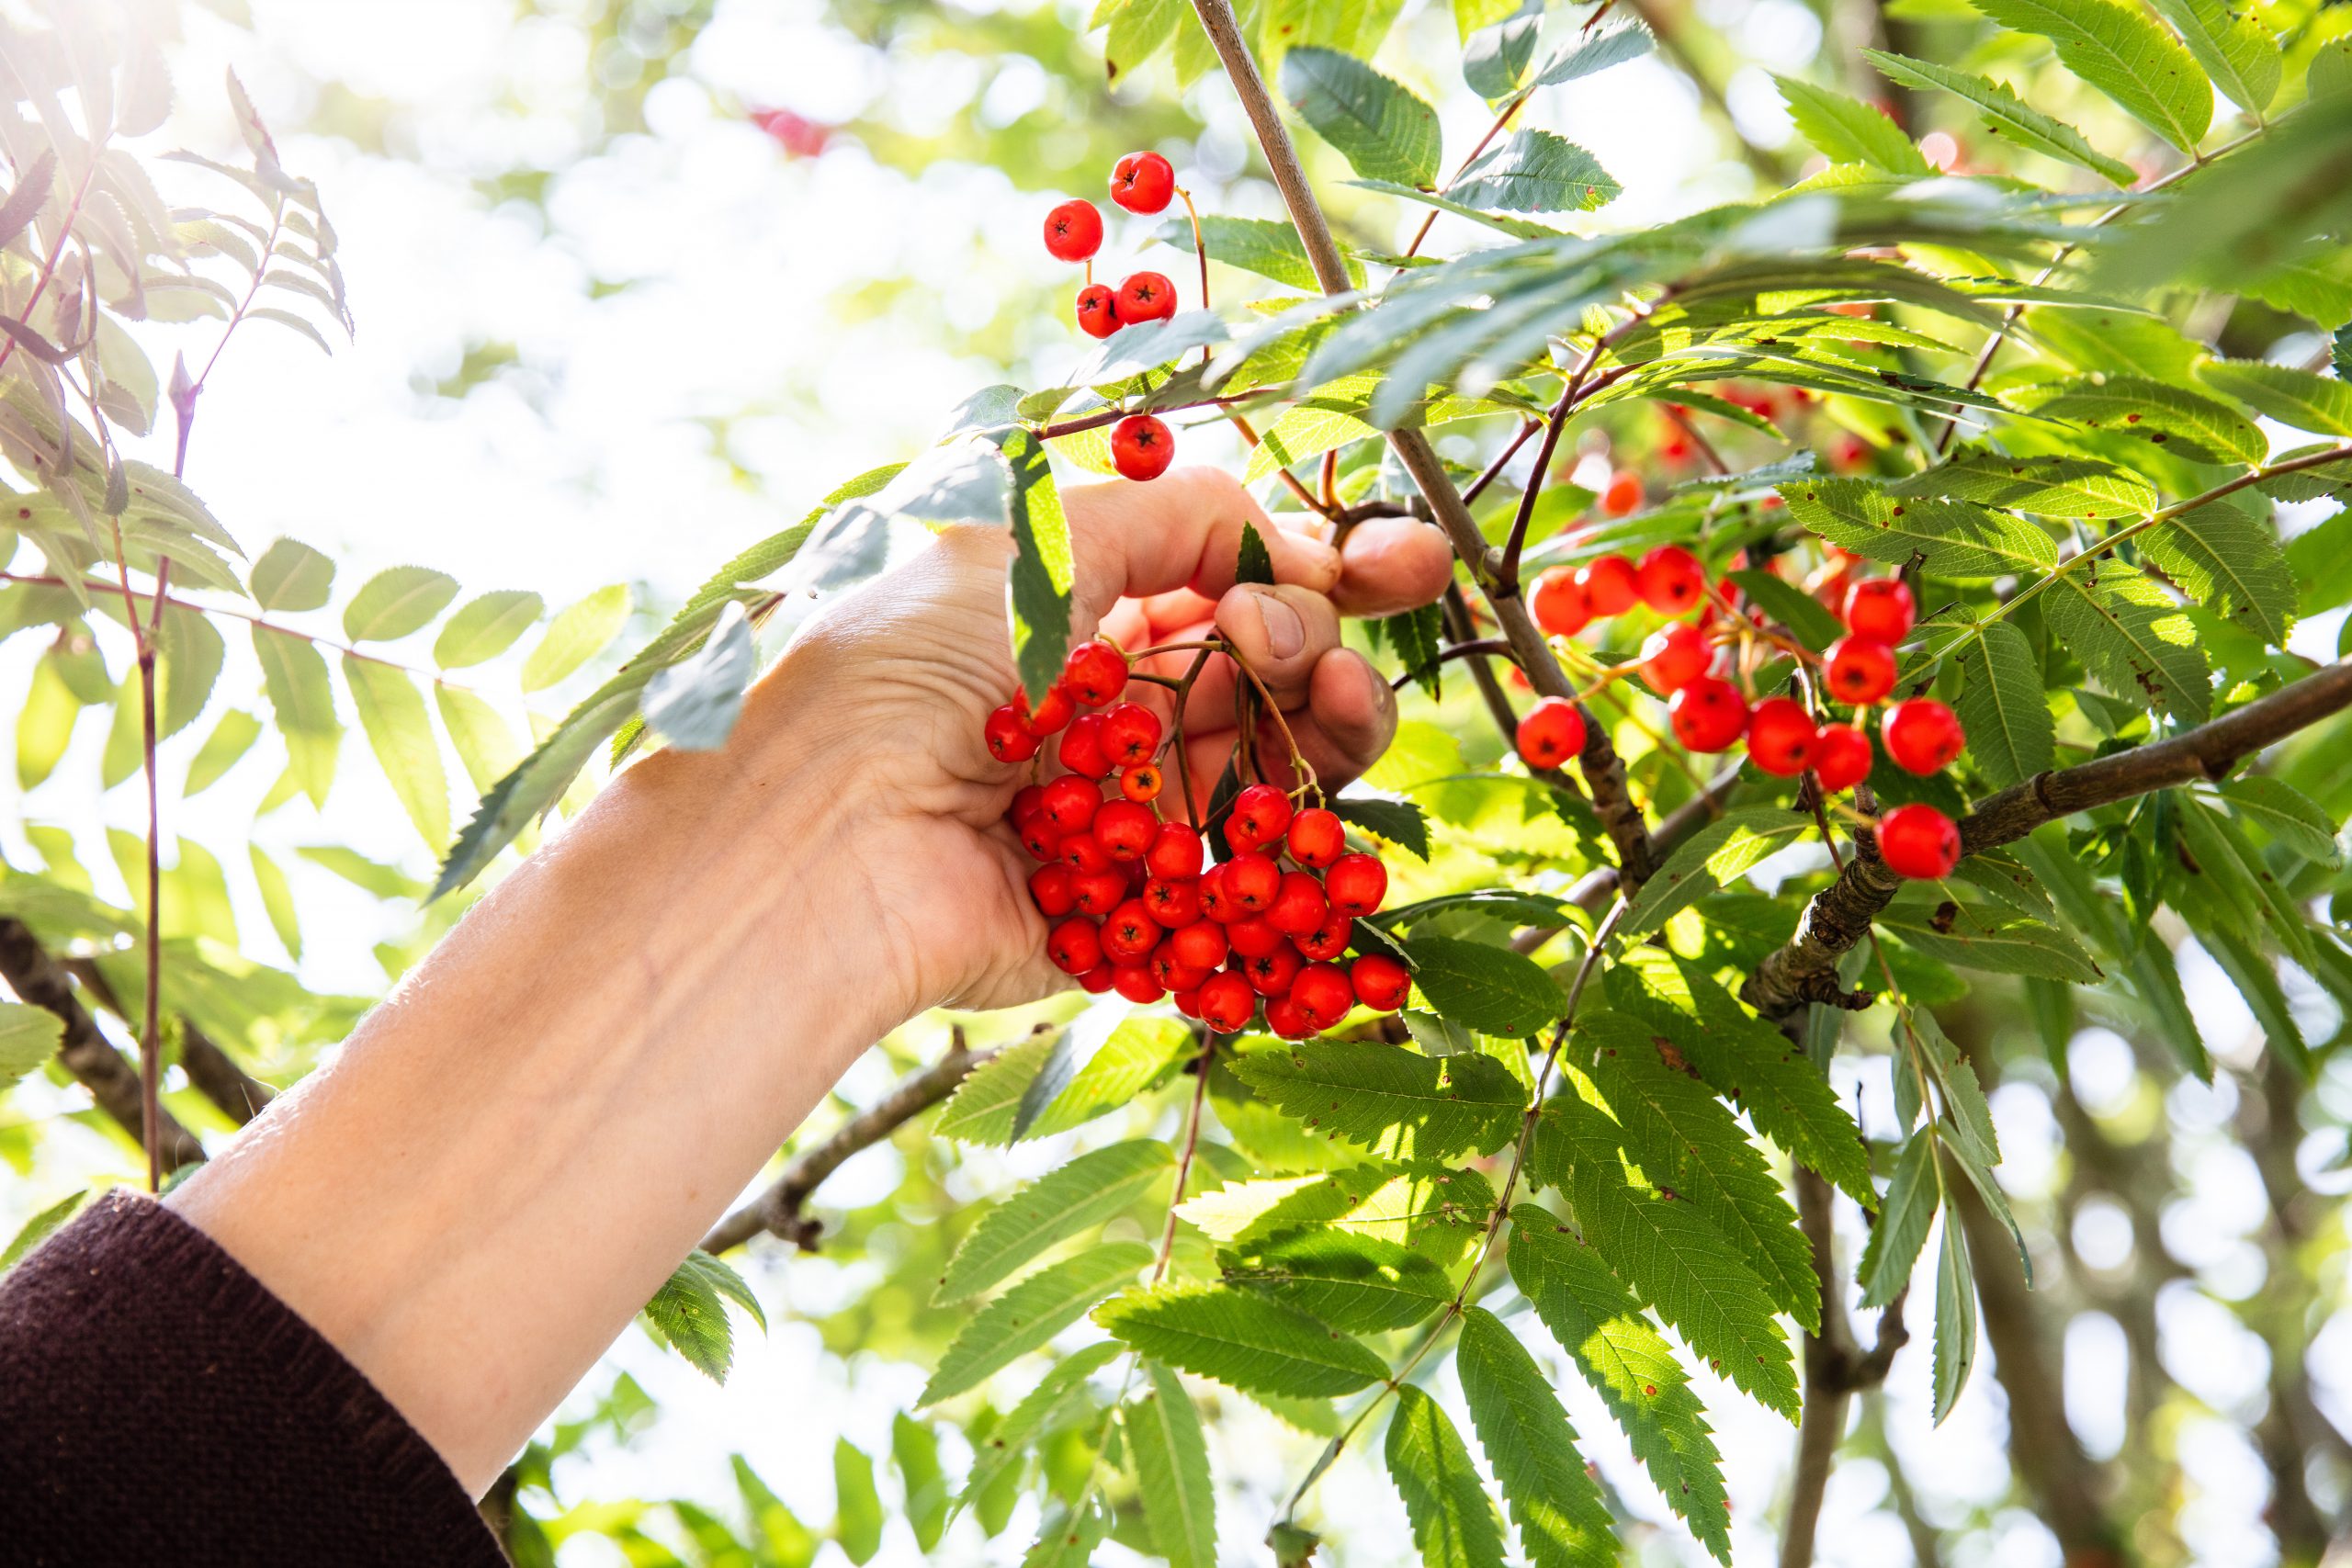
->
1531;568;1591;637
1040;775;1102;833
1073;869;1127;916
1170;919;1228;971
1048;919;1103;975
1111;413;1175;481
1286;807;1346;869
1877;803;1962;879
1266;871;1330;937
1100;702;1163;765
1057;713;1112;777
1226;784;1294;852
1114;271;1176;325
1351;953;1411;1012
1224;852;1282;910
1148;947;1209;994
1102;899;1162;964
1669;676;1749;752
1198;972;1257;1032
1077;964;1116;995
1063;639;1128;706
1058;830;1113;874
1243;943;1304;998
985;705;1039;762
1143;876;1202;928
1576;555;1639;616
1044;198;1103;262
1637;545;1706;616
1882;698;1965;775
1823;637;1897;706
1810;724;1874;792
1019;820;1061;863
1075;284;1119;339
1146;822;1204;881
1110;151;1175;214
1515;696;1586;770
1225;915;1286;960
1264;994;1312;1040
1601;470;1645;517
1843;578;1915;643
1641;623;1713;696
1291;963;1354;1030
1019;682;1075;737
1010;784;1048;828
1198;863;1238;922
1297;911;1352;963
1094;799;1157;860
1119;762;1164;803
1324;853;1387;917
1745;697;1818;777
1030;864;1078;918
1113;964;1166;1005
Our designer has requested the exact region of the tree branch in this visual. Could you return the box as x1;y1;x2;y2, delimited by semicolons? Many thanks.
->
1744;657;2352;1021
700;1035;991;1255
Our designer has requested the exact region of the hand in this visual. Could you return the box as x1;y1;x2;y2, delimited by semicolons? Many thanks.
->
772;465;1454;1021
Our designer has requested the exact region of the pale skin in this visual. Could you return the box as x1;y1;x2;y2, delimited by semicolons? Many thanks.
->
166;468;1455;1495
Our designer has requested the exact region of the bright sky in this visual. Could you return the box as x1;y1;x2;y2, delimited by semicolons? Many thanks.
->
6;1;2347;1563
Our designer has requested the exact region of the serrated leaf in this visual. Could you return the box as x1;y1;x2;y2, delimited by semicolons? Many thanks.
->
833;1438;883;1564
1858;1131;1939;1308
521;584;630;693
2026;378;2265;466
344;658;449;852
253;626;340;807
1344;180;1565;241
1129;1362;1217;1568
935;1140;1173;1303
1967;0;2209;152
1385;1384;1505;1568
1219;1225;1453;1331
643;1247;764;1383
1724;569;1843;649
955;1342;1122;1511
2140;503;2296;646
893;1414;949;1552
2199;357;2352;439
1892;445;2154;521
1623;808;1813;934
1860;50;2135;185
2041;570;2210;723
1778;478;2056;579
1949;618;2052;787
1456;1307;1617;1568
1332;795;1431;861
0;1001;64;1089
1774;76;1931;174
0;1190;86;1272
640;599;756;750
1177;1163;1492;1259
434;590;543;669
184;708;260;795
248;536;333;611
1508;1213;1730;1562
1155;214;1363;292
250;843;300;961
1035;1017;1198;1137
1529;18;1655;86
1280;47;1442;188
1236;517;1276;586
937;1033;1055;1145
1400;936;1565;1038
996;426;1074;705
1102;0;1182;80
921;1244;1148;1405
1229;1040;1524;1159
1881;905;2101;980
342;566;459;643
2214;776;2342;867
1449;130;1620;213
1463;6;1541;100
435;685;524;795
1931;1212;1976;1422
2147;0;2280;116
1095;1282;1388;1397
1375;888;1567;931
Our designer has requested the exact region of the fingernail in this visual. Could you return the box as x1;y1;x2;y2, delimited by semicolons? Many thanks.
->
1248;586;1306;659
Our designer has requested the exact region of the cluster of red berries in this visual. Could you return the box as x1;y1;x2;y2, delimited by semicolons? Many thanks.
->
1044;151;1189;484
987;640;1409;1035
1515;549;1967;881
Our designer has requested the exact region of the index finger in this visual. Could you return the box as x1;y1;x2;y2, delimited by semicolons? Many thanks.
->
1064;467;1341;624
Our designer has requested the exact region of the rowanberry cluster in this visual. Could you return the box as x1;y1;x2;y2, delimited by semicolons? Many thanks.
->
1517;545;1967;881
1042;150;1188;484
986;639;1408;1035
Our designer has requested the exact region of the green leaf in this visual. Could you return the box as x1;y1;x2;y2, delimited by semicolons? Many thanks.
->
1101;0;1182;81
1448;130;1620;213
2140;504;2296;646
934;1140;1173;1303
2146;0;2280;116
1931;1212;1977;1423
1218;1225;1453;1331
892;1415;949;1553
921;1243;1148;1405
1508;1213;1730;1562
1279;47;1442;188
997;426;1075;705
1623;807;1813;934
252;626;340;807
1893;445;2155;521
1949;619;2053;787
1774;77;1931;174
2041;570;2211;723
1376;888;1566;931
1177;1163;1493;1260
936;1033;1056;1145
642;1248;764;1383
1400;935;1565;1037
832;1438;883;1565
520;584;630;692
2197;357;2352;439
1778;478;2057;579
0;1000;64;1089
1155;214;1364;292
1463;6;1540;100
1332;795;1431;860
1032;1017;1198;1137
2214;776;2342;867
1966;0;2209;151
342;566;459;643
1857;1131;1939;1308
17;656;80;791
1228;1039;1524;1160
1544;1097;1799;1418
342;658;450;852
2026;377;2266;466
0;1190;87;1271
248;536;333;611
640;599;756;750
434;590;543;669
1881;905;2102;980
435;685;525;794
1385;1384;1505;1568
250;844;300;961
955;1343;1121;1511
1724;568;1844;649
184;708;261;795
1342;179;1565;241
1860;50;2136;184
1236;517;1276;586
1128;1362;1217;1568
1094;1281;1389;1397
1529;18;1655;86
1455;1307;1615;1568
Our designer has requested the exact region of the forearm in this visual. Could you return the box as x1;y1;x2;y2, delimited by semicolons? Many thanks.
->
167;657;902;1495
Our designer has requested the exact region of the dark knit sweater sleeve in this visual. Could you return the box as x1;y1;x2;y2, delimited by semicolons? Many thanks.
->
0;1190;508;1567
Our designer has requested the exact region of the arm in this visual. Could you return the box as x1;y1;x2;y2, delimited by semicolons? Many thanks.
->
164;468;1453;1495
